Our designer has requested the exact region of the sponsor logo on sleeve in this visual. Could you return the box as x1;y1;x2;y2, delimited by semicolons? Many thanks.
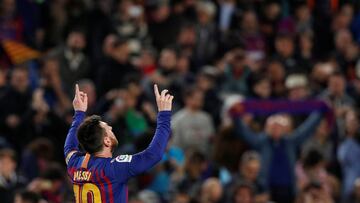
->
111;155;132;163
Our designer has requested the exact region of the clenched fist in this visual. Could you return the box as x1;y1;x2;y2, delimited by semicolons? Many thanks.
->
154;84;174;112
73;84;88;112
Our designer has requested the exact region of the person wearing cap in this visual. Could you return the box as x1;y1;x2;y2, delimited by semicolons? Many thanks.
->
285;74;309;101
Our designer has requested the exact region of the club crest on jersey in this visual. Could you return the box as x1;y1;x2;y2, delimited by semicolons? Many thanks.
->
111;155;132;163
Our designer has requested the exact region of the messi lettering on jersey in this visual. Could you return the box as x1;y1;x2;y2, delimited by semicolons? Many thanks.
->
73;170;92;182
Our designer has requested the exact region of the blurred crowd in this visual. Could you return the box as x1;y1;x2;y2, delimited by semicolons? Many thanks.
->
0;0;360;203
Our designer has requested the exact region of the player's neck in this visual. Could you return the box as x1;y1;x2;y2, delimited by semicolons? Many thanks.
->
94;149;112;158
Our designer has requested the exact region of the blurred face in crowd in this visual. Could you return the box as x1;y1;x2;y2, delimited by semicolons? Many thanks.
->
312;62;334;83
112;43;130;63
231;50;246;69
265;115;291;139
176;55;190;74
139;49;156;67
296;5;311;22
196;2;215;25
159;49;177;70
118;0;132;19
241;159;261;182
333;5;353;31
328;74;345;97
234;186;253;203
335;29;353;53
178;26;196;47
267;61;285;82
185;152;207;179
11;68;29;93
241;11;259;33
201;178;223;203
0;152;16;179
67;31;86;53
127;82;142;97
299;34;313;53
171;193;190;203
0;0;15;16
264;2;280;20
288;86;308;100
153;4;170;22
275;36;294;58
185;90;204;110
315;120;329;139
103;34;118;56
345;110;359;136
197;74;214;92
253;79;271;99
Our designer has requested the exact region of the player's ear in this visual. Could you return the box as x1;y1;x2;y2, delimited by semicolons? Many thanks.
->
103;135;111;147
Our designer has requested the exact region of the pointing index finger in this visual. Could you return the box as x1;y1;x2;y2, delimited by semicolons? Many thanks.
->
154;84;160;98
75;84;80;98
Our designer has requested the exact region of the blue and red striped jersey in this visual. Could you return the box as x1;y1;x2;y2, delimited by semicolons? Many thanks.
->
64;111;171;203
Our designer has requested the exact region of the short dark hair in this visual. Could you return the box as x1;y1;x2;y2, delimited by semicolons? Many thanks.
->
77;115;104;154
303;149;324;169
16;190;41;203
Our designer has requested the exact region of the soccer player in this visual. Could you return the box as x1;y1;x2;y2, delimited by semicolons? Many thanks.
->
64;84;173;203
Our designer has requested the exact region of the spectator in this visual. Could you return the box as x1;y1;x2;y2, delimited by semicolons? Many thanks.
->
14;190;41;203
267;59;286;98
285;74;309;101
296;149;339;200
27;163;68;203
196;68;222;125
148;1;181;50
338;109;360;202
297;31;314;74
52;28;90;94
171;87;215;154
220;48;251;95
0;67;32;149
0;0;24;42
231;182;255;203
234;112;323;203
225;151;269;203
172;150;207;199
112;0;149;56
97;38;139;96
273;33;300;74
238;10;266;62
248;74;271;99
147;47;178;92
0;148;27;203
40;57;71;114
194;1;217;66
302;120;333;163
295;182;334;203
20;138;54;181
199;178;223;203
320;72;355;137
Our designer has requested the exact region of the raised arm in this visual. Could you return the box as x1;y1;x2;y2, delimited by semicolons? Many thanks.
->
64;84;88;164
129;85;173;174
233;116;265;148
289;112;323;146
111;85;173;181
